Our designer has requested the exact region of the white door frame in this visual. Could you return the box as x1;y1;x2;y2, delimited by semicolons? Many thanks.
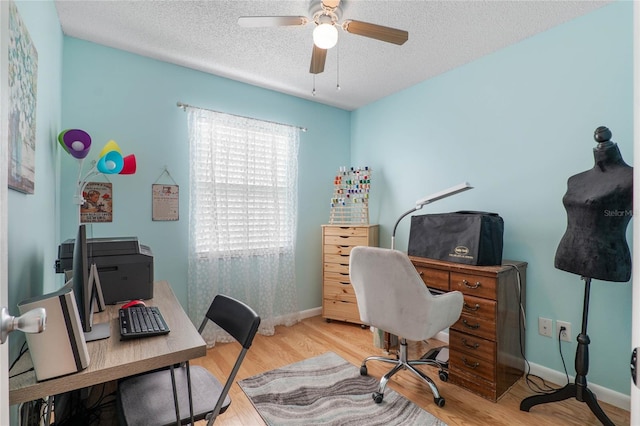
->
631;2;640;424
1;0;11;423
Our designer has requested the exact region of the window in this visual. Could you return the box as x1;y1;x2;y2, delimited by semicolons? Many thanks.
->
188;108;300;257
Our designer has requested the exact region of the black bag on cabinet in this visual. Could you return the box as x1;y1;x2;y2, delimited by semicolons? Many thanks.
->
408;211;504;266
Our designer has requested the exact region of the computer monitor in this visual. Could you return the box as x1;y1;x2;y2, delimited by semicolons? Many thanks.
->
69;224;110;342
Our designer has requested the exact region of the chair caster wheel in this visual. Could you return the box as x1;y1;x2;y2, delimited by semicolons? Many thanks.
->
360;365;368;376
439;371;448;382
434;397;445;407
373;392;384;403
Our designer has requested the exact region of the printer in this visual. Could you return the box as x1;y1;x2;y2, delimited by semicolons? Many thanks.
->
56;236;154;304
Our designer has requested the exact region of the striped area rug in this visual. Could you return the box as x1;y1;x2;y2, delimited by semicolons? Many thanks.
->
238;351;447;426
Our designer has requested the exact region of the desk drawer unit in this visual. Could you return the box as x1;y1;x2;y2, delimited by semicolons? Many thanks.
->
414;265;449;293
409;256;527;402
322;224;378;325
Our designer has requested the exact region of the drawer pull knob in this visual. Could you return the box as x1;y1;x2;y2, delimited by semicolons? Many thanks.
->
462;319;480;329
339;281;350;285
463;358;480;369
419;271;424;276
462;279;481;289
463;302;480;311
340;272;349;276
461;338;479;349
340;264;349;267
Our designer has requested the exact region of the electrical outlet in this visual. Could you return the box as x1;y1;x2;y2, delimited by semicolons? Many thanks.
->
557;320;572;342
538;317;553;337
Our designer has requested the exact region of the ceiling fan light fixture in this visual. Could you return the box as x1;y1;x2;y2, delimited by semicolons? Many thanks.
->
313;23;338;49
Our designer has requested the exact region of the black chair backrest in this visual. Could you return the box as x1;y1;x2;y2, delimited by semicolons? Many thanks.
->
204;294;261;349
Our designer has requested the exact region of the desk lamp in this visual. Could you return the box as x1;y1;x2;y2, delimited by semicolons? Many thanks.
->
391;182;473;250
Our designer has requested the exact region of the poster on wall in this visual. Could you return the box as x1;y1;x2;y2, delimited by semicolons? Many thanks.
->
81;182;113;223
152;184;179;221
7;0;38;194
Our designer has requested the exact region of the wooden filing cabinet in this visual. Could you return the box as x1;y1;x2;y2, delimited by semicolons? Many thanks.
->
322;224;379;325
409;255;527;402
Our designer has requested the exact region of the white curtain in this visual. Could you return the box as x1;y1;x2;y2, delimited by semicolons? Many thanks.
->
186;107;301;346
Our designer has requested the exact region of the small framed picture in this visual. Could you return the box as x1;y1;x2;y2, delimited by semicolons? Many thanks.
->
152;184;179;221
80;182;113;223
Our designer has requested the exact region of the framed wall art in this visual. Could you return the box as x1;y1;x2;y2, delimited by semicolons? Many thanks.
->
80;182;113;223
152;184;179;221
7;1;37;194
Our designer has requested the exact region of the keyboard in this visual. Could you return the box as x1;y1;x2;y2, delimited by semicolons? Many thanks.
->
119;306;170;340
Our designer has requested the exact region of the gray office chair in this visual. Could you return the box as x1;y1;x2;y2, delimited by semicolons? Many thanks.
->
349;246;463;407
117;294;261;426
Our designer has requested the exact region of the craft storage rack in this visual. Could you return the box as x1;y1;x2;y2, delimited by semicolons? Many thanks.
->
329;166;371;224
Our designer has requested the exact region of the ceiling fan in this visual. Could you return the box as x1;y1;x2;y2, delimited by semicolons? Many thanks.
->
238;0;409;75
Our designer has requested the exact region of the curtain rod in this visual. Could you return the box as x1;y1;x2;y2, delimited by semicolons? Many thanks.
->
176;101;307;132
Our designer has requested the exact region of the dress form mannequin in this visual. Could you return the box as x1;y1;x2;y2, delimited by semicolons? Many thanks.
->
554;125;632;281
521;126;633;426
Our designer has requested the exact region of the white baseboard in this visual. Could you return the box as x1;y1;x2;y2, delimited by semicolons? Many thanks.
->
435;330;449;344
527;362;630;411
300;307;322;320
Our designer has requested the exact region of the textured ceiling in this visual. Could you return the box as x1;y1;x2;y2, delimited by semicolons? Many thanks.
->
54;0;612;111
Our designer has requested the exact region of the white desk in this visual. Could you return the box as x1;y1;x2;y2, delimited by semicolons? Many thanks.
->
9;280;206;406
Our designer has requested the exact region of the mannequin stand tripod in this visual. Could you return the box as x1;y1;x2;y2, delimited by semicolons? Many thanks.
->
519;277;614;426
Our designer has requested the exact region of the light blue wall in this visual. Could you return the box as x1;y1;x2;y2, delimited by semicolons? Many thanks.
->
351;1;633;394
7;0;62;422
59;38;351;313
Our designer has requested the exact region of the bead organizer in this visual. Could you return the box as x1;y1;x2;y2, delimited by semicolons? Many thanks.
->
329;166;371;224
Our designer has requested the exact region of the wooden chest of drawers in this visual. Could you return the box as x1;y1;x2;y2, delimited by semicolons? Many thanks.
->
322;224;379;325
410;256;527;402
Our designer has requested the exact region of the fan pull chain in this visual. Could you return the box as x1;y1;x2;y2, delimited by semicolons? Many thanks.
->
336;46;341;91
312;75;317;96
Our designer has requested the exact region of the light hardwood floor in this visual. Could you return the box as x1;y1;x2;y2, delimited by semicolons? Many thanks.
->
191;315;630;426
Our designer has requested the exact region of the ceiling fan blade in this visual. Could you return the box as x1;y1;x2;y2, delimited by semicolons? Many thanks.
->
237;16;308;27
343;19;408;45
309;45;327;74
321;0;341;11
